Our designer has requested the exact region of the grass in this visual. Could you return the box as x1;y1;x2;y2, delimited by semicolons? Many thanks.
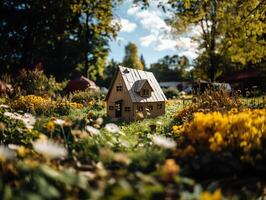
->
1;93;265;199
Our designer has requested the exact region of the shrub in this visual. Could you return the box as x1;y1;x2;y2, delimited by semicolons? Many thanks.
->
162;87;179;99
11;95;83;115
173;88;241;124
15;68;64;97
11;95;55;115
70;89;104;105
54;100;83;115
172;109;266;165
0;109;39;145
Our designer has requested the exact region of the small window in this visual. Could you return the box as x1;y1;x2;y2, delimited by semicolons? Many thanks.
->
147;105;153;111
115;103;121;111
109;106;114;110
157;103;162;109
142;89;149;96
125;107;131;112
116;85;123;91
137;106;143;112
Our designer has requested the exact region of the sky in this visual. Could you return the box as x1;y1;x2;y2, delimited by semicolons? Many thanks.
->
109;0;201;68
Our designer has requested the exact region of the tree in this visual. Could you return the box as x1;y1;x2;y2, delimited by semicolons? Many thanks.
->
167;0;266;81
100;59;120;87
140;54;146;69
149;54;190;82
0;0;120;80
0;0;82;79
70;0;120;80
122;42;144;70
178;55;189;78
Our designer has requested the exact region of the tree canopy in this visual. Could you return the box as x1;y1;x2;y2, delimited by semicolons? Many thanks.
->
167;0;266;81
149;55;190;82
122;42;144;70
0;0;120;80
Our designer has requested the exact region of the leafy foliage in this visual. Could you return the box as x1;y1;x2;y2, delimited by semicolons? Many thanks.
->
162;87;179;99
122;42;144;70
149;55;190;82
172;109;266;176
0;92;265;199
167;0;266;81
70;89;104;106
173;88;241;124
0;0;120;80
15;68;64;97
11;95;83;115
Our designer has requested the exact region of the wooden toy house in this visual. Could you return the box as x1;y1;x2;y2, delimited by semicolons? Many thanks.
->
105;66;167;121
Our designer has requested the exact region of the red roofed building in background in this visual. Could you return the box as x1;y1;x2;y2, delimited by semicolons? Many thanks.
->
65;76;97;93
217;69;264;94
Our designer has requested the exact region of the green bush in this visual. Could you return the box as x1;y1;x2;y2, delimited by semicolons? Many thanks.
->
162;87;179;99
70;89;104;106
15;68;65;97
0;109;39;145
173;88;241;124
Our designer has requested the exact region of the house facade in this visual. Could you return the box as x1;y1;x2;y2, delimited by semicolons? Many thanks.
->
105;66;167;121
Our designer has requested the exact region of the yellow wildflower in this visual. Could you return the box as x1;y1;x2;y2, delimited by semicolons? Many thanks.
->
172;109;266;163
17;146;28;157
161;159;180;181
46;121;55;133
0;122;6;130
201;189;222;200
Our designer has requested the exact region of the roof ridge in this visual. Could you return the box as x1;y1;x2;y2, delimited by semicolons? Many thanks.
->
118;65;153;74
118;65;167;102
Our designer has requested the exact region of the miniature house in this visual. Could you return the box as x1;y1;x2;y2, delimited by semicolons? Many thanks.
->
105;66;167;121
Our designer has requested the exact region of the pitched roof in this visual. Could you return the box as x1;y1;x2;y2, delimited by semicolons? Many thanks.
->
65;76;96;93
218;69;259;82
133;79;153;92
106;66;167;102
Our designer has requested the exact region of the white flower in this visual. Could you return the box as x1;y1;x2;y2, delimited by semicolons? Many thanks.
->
8;144;19;150
54;118;66;125
156;121;163;126
4;111;21;119
152;135;176;149
33;140;67;159
85;125;100;135
95;117;103;125
0;145;16;161
105;123;120;133
21;113;36;129
0;104;9;109
4;112;36;130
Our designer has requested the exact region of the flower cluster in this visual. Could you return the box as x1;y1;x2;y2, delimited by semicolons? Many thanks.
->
12;95;83;115
173;88;241;124
12;95;54;114
4;111;36;130
58;101;83;109
172;109;266;163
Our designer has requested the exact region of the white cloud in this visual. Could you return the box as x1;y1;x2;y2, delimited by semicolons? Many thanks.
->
176;37;199;54
140;34;157;46
126;2;201;59
128;6;176;51
120;18;137;32
113;18;137;33
156;37;177;51
127;6;140;15
136;10;170;32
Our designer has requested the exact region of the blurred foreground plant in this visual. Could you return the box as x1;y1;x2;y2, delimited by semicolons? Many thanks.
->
172;109;266;164
173;88;241;124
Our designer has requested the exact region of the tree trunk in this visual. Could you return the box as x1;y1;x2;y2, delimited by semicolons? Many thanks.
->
84;11;89;78
20;2;35;69
209;0;218;82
